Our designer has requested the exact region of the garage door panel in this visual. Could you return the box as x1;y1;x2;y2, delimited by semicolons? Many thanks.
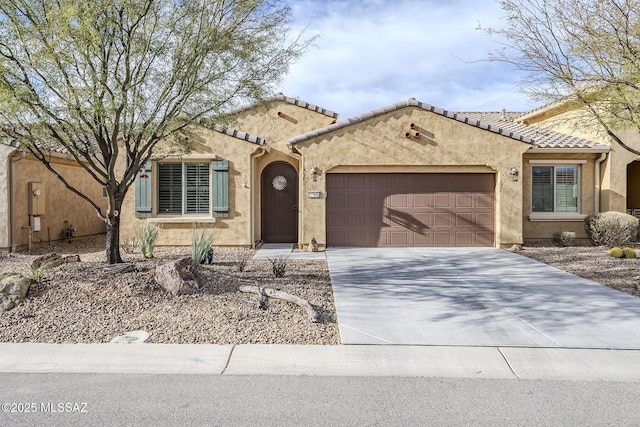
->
476;193;494;208
455;232;474;245
434;194;452;208
434;232;452;245
327;173;495;247
456;212;474;227
456;193;474;208
434;212;452;227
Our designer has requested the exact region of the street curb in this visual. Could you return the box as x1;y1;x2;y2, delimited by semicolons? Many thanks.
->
2;343;640;381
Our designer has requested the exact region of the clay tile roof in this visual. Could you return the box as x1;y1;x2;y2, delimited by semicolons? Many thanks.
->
231;93;339;119
459;111;610;150
212;124;265;145
289;98;537;145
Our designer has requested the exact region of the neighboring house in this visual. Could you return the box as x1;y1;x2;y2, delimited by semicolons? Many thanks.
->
0;139;107;252
120;94;612;250
519;104;640;216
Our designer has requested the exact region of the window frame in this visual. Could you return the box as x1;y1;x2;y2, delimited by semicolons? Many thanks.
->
529;160;585;221
156;161;212;217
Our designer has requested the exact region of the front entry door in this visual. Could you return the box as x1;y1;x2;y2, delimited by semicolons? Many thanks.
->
261;162;298;243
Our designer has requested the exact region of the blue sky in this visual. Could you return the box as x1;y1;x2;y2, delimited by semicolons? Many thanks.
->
278;0;539;119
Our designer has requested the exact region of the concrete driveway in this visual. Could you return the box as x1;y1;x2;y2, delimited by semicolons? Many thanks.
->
326;247;640;348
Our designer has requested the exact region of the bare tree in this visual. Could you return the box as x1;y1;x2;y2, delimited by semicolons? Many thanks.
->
0;0;309;263
485;0;640;153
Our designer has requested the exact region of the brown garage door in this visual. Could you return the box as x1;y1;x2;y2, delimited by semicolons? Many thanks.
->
326;173;495;247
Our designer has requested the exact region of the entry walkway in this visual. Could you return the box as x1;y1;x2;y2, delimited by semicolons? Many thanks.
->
253;243;326;260
326;247;640;348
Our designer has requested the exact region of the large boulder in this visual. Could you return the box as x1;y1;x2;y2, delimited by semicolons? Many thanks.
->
0;273;34;313
155;257;201;296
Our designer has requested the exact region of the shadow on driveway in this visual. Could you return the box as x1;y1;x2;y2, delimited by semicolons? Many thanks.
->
326;247;640;348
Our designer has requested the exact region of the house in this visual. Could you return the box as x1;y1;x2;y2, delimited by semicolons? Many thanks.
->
120;94;612;250
518;103;640;217
0;139;107;251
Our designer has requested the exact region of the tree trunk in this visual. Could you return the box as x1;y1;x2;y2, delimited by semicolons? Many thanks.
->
106;217;123;264
105;194;124;265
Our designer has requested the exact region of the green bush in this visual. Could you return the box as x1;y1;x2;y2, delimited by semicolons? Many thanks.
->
552;231;576;247
270;255;288;278
623;247;637;258
609;247;624;258
136;222;160;258
30;264;47;283
585;211;639;247
192;230;214;265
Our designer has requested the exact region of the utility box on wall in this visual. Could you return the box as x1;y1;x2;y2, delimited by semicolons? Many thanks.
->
28;182;45;216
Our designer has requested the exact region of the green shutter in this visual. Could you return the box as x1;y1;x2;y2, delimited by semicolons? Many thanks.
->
212;159;229;218
135;161;152;218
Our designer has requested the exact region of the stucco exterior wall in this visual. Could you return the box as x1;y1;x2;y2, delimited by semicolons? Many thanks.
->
294;107;531;249
521;152;599;240
9;154;106;250
119;101;337;247
529;109;640;213
119;128;260;247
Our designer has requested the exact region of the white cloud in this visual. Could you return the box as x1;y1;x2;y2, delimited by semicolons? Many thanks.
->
279;0;539;118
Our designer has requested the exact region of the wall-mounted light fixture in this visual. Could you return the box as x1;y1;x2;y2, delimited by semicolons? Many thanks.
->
310;167;319;181
509;167;519;181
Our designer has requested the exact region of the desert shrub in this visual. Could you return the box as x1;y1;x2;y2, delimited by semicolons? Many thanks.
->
192;230;214;265
609;247;624;258
552;231;576;247
121;235;139;254
30;264;47;283
237;248;250;272
623;247;637;258
270;255;288;278
584;211;639;247
136;222;160;258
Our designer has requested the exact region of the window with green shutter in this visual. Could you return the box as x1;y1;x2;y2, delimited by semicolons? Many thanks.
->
156;161;220;216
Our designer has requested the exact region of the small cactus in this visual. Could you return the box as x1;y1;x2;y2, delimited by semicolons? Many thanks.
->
623;247;637;259
609;247;624;258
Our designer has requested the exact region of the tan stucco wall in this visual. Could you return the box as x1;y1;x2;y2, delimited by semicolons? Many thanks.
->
530;108;640;213
295;107;531;249
119;129;259;247
521;152;600;240
8;153;106;250
119;101;337;247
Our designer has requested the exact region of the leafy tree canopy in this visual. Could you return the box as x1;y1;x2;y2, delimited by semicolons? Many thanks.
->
0;0;309;262
485;0;640;151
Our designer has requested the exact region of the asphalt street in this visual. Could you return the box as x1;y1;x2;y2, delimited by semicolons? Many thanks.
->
2;373;640;426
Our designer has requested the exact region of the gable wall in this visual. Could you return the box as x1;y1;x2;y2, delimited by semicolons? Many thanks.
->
295;107;531;248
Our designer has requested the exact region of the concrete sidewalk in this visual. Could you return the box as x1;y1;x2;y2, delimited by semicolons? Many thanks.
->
1;343;640;382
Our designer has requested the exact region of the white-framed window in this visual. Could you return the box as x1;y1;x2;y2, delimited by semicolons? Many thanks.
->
157;162;210;215
532;165;579;213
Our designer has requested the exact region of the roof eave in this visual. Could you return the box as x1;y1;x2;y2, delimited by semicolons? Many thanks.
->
527;147;611;153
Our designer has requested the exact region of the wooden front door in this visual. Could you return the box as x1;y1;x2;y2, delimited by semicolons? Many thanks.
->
261;162;298;243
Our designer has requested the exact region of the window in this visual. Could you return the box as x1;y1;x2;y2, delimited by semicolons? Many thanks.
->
158;162;210;215
532;165;579;213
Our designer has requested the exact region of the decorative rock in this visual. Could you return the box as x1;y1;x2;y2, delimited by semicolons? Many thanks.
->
155;257;201;296
110;330;150;344
0;273;34;312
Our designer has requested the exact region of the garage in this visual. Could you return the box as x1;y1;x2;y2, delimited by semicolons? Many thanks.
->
326;173;495;247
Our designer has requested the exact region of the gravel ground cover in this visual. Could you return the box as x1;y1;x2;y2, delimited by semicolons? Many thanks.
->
517;242;640;298
2;235;639;344
0;235;339;344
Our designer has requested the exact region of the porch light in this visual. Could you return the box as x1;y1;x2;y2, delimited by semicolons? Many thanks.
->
310;167;319;181
509;167;519;181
